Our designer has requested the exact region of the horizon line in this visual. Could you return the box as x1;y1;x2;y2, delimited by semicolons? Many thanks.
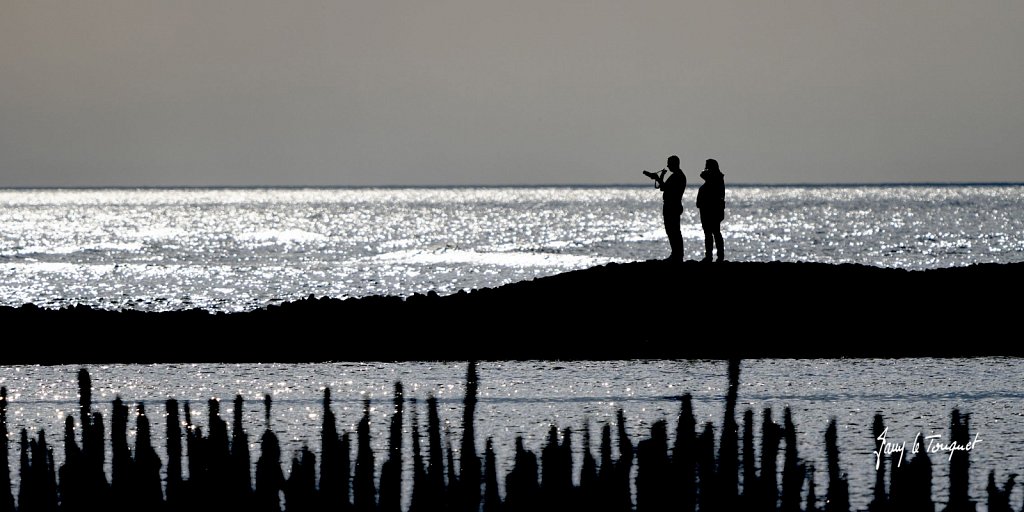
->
0;181;1022;190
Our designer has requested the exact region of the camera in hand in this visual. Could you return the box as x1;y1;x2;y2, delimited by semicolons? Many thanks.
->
643;170;666;180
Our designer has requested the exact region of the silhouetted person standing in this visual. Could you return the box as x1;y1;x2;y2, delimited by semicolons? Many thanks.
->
645;155;686;261
696;159;725;262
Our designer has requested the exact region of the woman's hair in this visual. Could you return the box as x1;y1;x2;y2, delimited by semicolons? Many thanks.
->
705;158;721;174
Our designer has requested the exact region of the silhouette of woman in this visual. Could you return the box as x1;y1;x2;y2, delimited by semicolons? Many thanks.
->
645;155;686;262
696;159;725;262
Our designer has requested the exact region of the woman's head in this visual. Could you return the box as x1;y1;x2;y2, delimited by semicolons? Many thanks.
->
705;159;721;174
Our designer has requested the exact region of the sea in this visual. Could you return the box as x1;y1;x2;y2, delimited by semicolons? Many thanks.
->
0;184;1020;312
0;185;1022;510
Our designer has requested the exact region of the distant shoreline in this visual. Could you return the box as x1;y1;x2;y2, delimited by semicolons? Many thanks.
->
0;182;1022;190
2;260;1020;364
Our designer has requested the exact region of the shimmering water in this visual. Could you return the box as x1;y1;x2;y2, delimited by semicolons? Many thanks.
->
1;360;1022;511
0;185;1021;312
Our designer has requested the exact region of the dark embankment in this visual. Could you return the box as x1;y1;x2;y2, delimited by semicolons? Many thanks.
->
2;261;1021;363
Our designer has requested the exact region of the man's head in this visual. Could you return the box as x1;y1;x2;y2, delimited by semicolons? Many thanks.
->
667;155;680;171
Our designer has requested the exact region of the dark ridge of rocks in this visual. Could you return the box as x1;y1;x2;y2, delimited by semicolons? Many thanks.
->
1;261;1020;363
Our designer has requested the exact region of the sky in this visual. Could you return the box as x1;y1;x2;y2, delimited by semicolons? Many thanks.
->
1;0;1022;186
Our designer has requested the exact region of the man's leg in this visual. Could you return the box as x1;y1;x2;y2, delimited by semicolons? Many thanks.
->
665;209;683;260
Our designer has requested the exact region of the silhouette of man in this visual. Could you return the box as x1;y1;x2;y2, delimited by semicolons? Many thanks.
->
645;155;686;261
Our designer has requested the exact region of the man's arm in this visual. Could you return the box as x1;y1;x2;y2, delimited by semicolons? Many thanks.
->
643;170;667;189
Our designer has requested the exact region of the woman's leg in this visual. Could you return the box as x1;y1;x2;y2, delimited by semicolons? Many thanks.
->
713;218;724;261
701;215;713;262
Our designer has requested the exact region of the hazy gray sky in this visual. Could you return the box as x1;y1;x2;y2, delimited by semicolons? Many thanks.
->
2;0;1022;186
